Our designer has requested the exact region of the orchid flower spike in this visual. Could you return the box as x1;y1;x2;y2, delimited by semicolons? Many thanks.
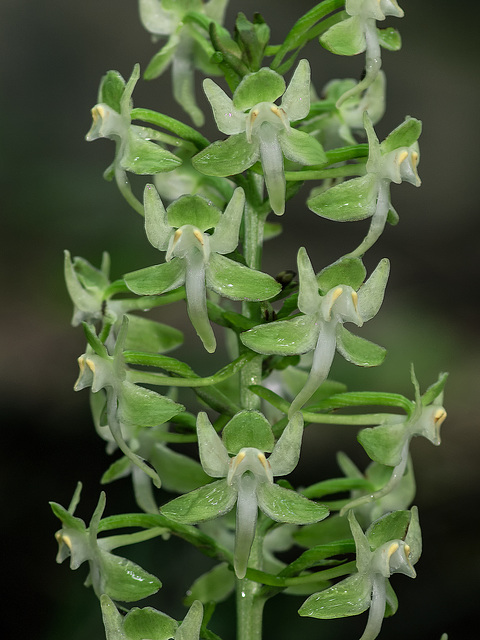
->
321;0;404;108
86;65;181;214
192;59;327;215
342;369;448;514
139;0;229;126
161;410;328;578
300;508;421;640
308;113;421;258
124;185;281;352
241;249;389;417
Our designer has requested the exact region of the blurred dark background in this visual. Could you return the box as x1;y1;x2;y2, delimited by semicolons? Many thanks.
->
1;1;479;638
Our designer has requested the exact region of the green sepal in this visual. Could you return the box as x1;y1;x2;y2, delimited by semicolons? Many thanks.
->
222;410;275;454
144;32;180;80
380;117;422;154
385;580;398;617
335;326;386;367
317;257;366;293
320;16;366;56
357;258;390;322
184;562;235;605
192;133;259;177
386;205;399;225
422;372;448;407
299;572;371;618
118;381;185;427
122;605;177;640
160;479;236;523
377;26;402;51
121;129;182;175
207;253;281;301
257;482;329;524
100;595;127;640
307;174;378;221
232;68;285;110
124;314;183;353
97;551;161;602
167;194;221;230
124;259;186;295
366;510;411;550
98;71;125;113
357;422;407;466
101;456;132;484
279;128;327;166
150;444;210;493
50;502;85;534
241;315;318;356
175;600;203;640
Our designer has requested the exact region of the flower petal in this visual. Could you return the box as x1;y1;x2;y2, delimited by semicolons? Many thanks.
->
124;259;186;295
203;78;246;135
240;315;319;356
161;479;237;524
206;253;281;301
257;482;329;524
192;134;260;177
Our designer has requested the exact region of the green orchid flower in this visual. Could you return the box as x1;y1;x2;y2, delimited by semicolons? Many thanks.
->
303;71;386;149
86;64;182;214
241;249;389;417
101;425;210;515
321;0;404;107
299;508;421;640
192;59;327;215
124;185;281;352
139;0;229;126
51;485;162;602
342;370;447;513
101;594;203;640
64;251;184;355
161;410;329;578
75;318;184;486
308;113;421;257
336;450;416;525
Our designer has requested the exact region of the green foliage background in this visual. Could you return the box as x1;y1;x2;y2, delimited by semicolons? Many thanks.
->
1;1;479;638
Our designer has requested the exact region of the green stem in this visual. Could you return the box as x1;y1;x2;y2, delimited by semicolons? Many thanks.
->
285;163;366;182
240;178;266;411
236;533;266;640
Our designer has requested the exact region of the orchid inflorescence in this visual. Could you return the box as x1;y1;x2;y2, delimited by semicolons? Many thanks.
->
54;2;448;640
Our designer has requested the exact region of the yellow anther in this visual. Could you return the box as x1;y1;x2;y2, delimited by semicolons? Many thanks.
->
433;408;447;426
411;151;419;168
77;356;86;373
387;542;399;559
193;229;204;245
251;109;259;120
332;287;343;303
404;544;411;558
351;290;358;311
92;104;107;122
56;533;72;550
173;228;183;246
85;357;96;373
232;450;246;473
257;452;269;471
270;105;281;116
398;150;409;165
